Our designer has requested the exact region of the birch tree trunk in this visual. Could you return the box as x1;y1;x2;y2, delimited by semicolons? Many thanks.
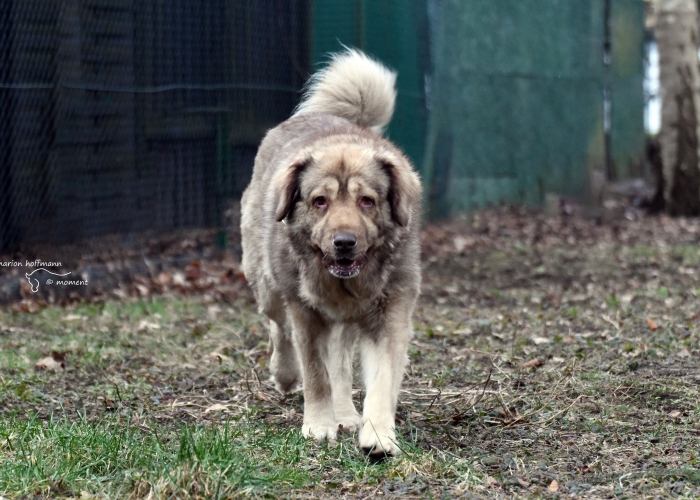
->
656;0;700;215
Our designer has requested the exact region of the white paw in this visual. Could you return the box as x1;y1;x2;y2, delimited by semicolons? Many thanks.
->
359;419;400;457
302;421;338;441
336;411;362;433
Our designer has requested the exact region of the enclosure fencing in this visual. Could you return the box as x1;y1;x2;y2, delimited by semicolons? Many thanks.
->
0;0;646;253
0;0;308;253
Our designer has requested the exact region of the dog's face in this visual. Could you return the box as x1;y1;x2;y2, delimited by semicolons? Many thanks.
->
273;141;420;279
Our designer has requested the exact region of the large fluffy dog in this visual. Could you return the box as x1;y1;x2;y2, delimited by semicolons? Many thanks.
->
240;49;421;457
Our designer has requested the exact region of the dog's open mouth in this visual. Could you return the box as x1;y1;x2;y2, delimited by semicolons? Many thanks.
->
324;256;366;279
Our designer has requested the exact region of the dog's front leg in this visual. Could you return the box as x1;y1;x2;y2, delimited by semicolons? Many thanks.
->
358;298;415;457
287;300;337;441
328;324;361;432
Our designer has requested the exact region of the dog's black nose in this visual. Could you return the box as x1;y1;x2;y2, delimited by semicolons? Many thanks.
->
333;232;357;252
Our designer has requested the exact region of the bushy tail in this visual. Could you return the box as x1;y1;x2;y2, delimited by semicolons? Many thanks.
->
293;49;397;132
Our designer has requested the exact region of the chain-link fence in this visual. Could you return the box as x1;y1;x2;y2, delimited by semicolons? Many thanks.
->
0;0;309;253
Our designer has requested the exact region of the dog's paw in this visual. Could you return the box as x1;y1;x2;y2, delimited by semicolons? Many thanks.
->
336;411;362;433
270;374;301;395
359;419;400;458
302;422;338;441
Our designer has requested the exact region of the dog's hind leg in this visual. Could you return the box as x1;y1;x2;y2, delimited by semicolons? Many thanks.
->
328;324;361;433
263;290;300;395
269;316;301;394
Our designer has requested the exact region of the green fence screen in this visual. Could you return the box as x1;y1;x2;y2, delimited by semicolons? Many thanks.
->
310;0;429;173
310;0;646;217
611;0;646;180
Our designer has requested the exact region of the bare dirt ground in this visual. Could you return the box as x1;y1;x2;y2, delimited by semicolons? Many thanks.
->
1;207;699;498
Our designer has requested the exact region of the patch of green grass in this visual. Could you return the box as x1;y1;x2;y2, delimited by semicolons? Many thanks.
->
0;413;309;497
605;293;620;309
116;298;171;320
631;246;658;258
675;245;700;264
0;412;473;498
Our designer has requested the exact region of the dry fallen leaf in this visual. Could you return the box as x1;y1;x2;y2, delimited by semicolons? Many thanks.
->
12;300;42;314
620;293;634;305
157;272;172;286
185;261;202;281
646;318;659;331
531;336;550;345
453;235;474;253
172;272;187;287
204;403;228;413
61;313;83;322
208;352;232;364
486;475;499;487
520;358;545;369
207;305;221;320
137;320;161;332
452;327;474;335
547;479;559;492
35;354;65;372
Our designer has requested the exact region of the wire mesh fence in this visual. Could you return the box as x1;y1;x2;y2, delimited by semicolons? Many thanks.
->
0;0;647;255
0;0;309;253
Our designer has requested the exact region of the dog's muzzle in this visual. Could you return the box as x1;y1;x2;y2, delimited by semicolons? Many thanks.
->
324;232;366;278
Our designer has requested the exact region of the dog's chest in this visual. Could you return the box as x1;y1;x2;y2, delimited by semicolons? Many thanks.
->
299;273;379;322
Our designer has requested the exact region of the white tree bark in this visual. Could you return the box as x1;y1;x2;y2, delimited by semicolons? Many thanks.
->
657;0;700;214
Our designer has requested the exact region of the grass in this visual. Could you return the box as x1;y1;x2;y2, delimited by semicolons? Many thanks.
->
1;209;700;498
0;297;475;498
1;413;317;497
0;412;472;498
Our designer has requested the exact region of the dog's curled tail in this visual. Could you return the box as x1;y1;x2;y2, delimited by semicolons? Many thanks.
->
293;49;397;132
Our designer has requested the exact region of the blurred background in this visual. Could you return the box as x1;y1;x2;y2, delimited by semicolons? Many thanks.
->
0;0;681;259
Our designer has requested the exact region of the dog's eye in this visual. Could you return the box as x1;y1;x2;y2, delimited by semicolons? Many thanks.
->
313;196;328;209
359;196;375;208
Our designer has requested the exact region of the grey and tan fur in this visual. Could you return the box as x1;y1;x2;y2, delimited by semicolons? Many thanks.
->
240;49;422;457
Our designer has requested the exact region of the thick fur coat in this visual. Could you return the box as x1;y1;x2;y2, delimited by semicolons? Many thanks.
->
240;49;422;456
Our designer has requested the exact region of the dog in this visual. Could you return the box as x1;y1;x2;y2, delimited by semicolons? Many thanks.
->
240;49;422;457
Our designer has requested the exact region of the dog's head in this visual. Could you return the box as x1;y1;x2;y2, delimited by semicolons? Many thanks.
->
273;140;421;279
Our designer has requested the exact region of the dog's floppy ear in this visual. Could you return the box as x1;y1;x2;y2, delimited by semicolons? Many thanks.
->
376;153;422;227
273;154;311;222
